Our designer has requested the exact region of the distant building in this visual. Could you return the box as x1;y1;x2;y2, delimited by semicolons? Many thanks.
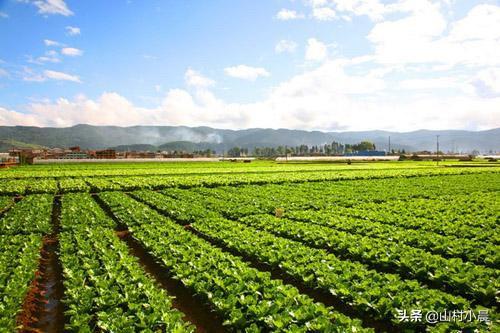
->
62;152;89;159
95;149;116;159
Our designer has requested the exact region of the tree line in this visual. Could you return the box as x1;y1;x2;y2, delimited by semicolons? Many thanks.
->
227;141;381;157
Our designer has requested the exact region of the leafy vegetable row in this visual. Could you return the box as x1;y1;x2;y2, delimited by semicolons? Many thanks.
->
99;191;371;332
0;195;53;235
238;214;499;305
133;191;496;330
0;161;494;179
283;210;498;268
134;191;500;304
187;174;499;220
347;192;499;231
1;165;497;195
189;217;495;332
151;185;499;268
59;193;194;332
58;178;91;193
312;204;499;245
0;234;43;331
0;196;14;213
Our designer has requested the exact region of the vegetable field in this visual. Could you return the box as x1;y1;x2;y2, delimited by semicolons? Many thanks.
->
0;161;498;332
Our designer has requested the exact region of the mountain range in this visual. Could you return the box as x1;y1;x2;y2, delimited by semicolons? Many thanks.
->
0;124;498;153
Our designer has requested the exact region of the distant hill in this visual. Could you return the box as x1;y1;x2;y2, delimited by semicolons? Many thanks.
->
0;139;46;152
0;124;498;153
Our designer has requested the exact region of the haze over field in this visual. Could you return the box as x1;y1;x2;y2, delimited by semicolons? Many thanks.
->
1;0;500;132
1;125;499;153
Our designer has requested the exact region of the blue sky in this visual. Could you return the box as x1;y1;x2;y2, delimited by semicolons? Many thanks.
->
0;0;499;131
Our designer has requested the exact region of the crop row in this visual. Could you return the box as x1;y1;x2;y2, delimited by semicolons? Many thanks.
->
237;214;499;305
0;167;497;195
0;194;52;330
0;234;43;331
187;174;499;219
129;190;495;331
152;188;499;302
133;185;499;271
0;195;53;235
295;204;498;245
59;193;194;332
160;177;498;245
98;191;371;332
366;192;498;225
154;185;498;265
0;196;14;213
326;192;498;236
189;217;495;332
0;161;481;179
280;210;498;268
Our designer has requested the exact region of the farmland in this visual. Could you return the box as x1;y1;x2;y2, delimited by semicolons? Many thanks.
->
0;160;498;332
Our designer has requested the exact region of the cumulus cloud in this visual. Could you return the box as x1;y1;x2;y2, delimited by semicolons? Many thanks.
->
184;69;214;88
312;7;337;20
28;0;73;16
5;56;498;131
276;9;304;20
61;47;83;56
448;5;500;41
3;2;500;132
65;26;81;36
44;39;61;47
275;40;297;54
224;65;270;81
305;38;328;62
368;2;500;67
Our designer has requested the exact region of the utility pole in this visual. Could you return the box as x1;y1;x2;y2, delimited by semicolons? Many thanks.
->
388;136;391;155
285;145;288;162
436;135;440;166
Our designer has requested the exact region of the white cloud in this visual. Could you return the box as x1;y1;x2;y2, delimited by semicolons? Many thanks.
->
3;3;500;132
0;68;8;77
36;50;61;63
31;0;73;16
4;62;498;130
312;7;337;21
61;47;83;56
22;67;47;82
224;65;270;81
276;9;304;20
185;68;215;88
3;57;499;130
0;12;8;18
368;2;500;67
44;39;61;47
306;0;387;22
471;68;500;98
448;5;500;41
305;38;328;62
65;26;81;36
275;40;298;54
44;70;81;82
